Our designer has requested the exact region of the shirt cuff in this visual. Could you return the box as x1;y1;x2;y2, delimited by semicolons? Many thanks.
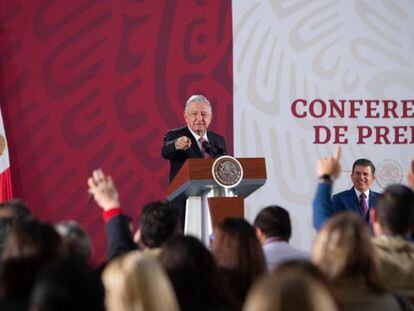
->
102;208;122;223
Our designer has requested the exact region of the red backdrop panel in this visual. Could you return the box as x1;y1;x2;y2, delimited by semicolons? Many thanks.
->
0;0;233;263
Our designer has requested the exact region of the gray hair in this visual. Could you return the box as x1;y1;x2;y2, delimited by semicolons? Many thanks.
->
55;220;92;261
185;94;211;111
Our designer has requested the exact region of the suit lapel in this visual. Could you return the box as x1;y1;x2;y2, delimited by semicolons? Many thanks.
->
349;187;363;215
206;132;216;149
368;191;376;208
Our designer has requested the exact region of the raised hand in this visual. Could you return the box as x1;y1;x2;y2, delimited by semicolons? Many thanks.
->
317;146;342;180
87;169;120;211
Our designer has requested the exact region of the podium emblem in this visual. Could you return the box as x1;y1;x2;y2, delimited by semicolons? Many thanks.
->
212;156;243;188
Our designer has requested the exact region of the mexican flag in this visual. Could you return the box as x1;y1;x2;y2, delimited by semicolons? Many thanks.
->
0;107;12;201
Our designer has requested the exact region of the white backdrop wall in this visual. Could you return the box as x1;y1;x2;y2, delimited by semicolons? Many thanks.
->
232;0;414;250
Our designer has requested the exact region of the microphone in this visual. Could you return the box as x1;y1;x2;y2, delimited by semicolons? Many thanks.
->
202;141;226;157
215;146;226;156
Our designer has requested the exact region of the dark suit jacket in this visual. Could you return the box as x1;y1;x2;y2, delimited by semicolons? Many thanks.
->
313;185;379;231
161;126;227;183
105;214;136;260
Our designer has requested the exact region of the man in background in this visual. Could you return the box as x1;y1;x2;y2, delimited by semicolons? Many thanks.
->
0;199;31;256
254;205;308;271
313;157;379;230
87;169;178;260
371;184;414;305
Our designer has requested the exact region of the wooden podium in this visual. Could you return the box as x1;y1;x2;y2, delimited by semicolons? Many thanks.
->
166;157;266;245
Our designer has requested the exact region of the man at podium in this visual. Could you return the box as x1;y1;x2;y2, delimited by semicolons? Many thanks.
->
161;94;227;182
161;94;227;227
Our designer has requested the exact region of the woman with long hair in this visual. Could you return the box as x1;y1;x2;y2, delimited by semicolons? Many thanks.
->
160;235;235;311
102;251;178;311
212;217;266;307
243;261;340;311
312;212;408;311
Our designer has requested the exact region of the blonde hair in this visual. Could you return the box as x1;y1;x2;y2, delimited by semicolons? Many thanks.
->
102;251;179;311
243;267;339;311
312;212;383;291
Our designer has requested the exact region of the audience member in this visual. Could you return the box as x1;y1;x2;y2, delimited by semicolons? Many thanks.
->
29;258;105;311
0;199;31;220
0;199;31;257
243;260;340;311
212;217;266;307
136;201;178;250
313;152;379;230
88;169;178;260
253;206;308;271
160;235;235;311
102;251;178;311
0;217;14;256
0;220;63;310
276;259;339;303
312;212;408;311
312;147;341;231
55;220;92;263
371;184;414;305
87;169;134;259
